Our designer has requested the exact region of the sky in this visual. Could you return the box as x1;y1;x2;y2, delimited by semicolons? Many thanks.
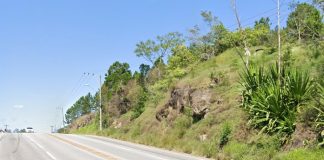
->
0;0;309;132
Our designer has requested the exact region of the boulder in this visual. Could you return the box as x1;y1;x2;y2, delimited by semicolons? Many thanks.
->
156;86;212;121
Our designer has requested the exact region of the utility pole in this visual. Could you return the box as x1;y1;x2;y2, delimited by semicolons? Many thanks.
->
4;124;8;132
61;107;65;133
277;0;282;82
84;73;103;131
231;0;251;67
50;126;54;133
99;75;103;131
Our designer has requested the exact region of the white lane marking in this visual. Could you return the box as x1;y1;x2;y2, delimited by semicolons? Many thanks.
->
47;134;108;160
46;151;56;160
66;134;167;160
24;134;57;160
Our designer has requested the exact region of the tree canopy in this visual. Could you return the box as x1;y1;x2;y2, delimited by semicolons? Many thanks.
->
287;3;323;42
104;61;132;93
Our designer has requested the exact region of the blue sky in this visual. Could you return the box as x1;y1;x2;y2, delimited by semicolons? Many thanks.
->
0;0;308;132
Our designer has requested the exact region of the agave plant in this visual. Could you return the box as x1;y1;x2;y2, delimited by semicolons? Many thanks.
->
314;84;324;129
240;64;315;134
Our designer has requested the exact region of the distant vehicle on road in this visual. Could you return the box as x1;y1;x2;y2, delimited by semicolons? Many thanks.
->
26;127;34;133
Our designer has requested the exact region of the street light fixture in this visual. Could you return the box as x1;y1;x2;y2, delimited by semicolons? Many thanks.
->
83;73;103;131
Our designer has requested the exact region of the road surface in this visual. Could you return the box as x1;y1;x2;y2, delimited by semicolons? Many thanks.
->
0;133;208;160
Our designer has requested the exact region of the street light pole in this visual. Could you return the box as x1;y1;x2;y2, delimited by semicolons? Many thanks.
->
84;73;103;131
99;75;102;131
61;107;65;133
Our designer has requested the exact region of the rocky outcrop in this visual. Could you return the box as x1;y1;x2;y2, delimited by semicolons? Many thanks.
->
69;113;95;130
156;86;213;121
108;96;131;117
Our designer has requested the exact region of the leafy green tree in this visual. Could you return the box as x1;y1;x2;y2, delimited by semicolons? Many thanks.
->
139;64;150;77
138;64;150;87
201;10;219;27
104;61;132;93
167;45;198;78
135;32;184;78
313;0;324;11
254;17;270;30
134;40;159;64
168;45;197;70
157;32;185;62
64;92;97;124
287;3;323;43
81;93;96;114
135;32;184;65
188;11;231;60
212;24;231;54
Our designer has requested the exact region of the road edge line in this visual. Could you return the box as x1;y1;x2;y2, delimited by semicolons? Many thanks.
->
48;134;118;160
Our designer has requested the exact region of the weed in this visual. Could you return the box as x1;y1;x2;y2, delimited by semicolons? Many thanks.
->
219;123;232;148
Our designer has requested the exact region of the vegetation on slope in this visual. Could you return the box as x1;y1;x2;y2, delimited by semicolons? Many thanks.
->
62;2;324;159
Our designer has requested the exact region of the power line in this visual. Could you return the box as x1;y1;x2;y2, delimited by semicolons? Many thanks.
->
227;0;292;30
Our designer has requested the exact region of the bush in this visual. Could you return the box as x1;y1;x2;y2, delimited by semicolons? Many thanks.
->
173;115;192;138
240;64;315;134
219;123;232;148
314;84;324;133
264;47;276;55
130;90;148;120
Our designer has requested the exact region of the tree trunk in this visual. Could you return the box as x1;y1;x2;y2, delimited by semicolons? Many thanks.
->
298;28;301;44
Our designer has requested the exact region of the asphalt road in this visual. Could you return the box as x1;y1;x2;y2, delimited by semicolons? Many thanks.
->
0;133;208;160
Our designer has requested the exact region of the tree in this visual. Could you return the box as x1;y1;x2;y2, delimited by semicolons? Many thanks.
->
212;23;231;53
105;61;132;93
134;40;159;65
313;0;324;12
167;45;198;78
168;45;197;70
139;64;150;77
135;32;184;78
135;32;184;65
138;64;150;87
287;3;323;43
254;17;271;30
188;11;231;60
64;93;97;124
81;93;95;115
201;11;219;27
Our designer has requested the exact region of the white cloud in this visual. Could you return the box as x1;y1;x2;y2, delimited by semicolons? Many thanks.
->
13;105;24;109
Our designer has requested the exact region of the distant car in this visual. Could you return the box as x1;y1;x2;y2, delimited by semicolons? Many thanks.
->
26;127;34;133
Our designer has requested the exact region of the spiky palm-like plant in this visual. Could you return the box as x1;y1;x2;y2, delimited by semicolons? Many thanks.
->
241;64;315;134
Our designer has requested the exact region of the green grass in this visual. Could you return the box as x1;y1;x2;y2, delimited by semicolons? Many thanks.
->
274;148;324;160
67;44;324;159
70;121;98;134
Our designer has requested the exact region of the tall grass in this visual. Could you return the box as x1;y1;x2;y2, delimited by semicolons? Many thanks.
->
240;64;315;134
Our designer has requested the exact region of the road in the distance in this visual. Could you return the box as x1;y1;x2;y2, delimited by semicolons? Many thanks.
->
0;133;208;160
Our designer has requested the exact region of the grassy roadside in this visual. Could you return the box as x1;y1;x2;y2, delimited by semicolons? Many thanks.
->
67;44;324;159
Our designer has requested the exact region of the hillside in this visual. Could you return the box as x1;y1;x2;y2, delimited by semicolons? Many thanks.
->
65;44;324;159
62;2;324;160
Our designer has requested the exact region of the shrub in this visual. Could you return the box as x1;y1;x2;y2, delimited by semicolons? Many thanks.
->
130;90;148;120
314;84;324;136
219;123;232;148
173;115;192;138
264;47;276;55
240;64;315;135
282;47;292;67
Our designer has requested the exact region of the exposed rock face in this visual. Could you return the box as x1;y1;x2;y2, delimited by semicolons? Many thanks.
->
109;96;131;117
191;89;212;121
156;86;212;121
69;113;95;130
